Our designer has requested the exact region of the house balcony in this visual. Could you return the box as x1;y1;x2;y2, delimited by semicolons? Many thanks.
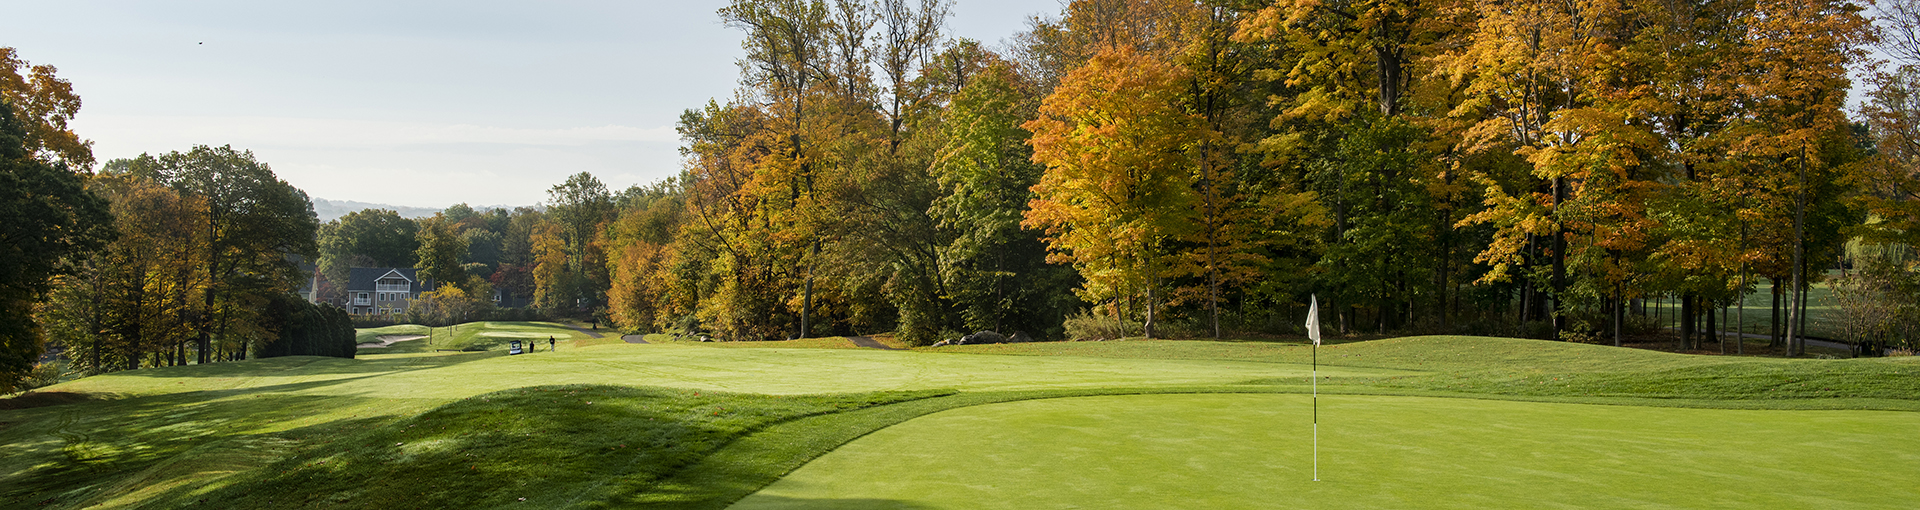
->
352;297;372;306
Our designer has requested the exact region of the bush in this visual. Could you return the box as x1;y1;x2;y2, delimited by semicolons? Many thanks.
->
1520;320;1555;340
259;296;357;359
1063;309;1129;341
12;362;62;394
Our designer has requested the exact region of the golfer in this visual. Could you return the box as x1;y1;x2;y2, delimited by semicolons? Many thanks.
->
549;336;556;352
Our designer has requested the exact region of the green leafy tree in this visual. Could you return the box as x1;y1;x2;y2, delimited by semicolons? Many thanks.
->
123;145;318;363
0;101;110;392
929;62;1074;339
317;208;419;294
415;214;470;291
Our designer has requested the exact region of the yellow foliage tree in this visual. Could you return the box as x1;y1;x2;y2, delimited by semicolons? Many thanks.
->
1023;46;1214;338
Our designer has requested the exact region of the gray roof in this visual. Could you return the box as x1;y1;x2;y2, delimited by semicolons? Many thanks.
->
345;267;437;293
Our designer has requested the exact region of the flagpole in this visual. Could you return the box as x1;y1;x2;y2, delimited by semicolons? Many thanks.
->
1306;294;1320;482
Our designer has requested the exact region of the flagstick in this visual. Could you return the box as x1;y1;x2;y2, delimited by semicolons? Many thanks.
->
1305;293;1320;483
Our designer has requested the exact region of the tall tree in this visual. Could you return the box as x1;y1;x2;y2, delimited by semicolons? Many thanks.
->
415;214;471;291
124;146;318;363
930;61;1078;338
41;174;207;373
546;172;614;317
1024;46;1214;338
0;101;110;392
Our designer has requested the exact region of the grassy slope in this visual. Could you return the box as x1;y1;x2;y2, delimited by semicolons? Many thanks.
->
1;334;1914;509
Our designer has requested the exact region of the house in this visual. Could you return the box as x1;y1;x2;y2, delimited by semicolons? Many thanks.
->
296;260;319;303
341;267;437;316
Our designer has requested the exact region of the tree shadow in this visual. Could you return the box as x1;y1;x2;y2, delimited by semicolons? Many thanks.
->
102;349;502;379
0;390;399;509
727;494;939;509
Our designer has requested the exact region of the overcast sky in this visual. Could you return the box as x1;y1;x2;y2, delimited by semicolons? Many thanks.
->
3;1;1054;209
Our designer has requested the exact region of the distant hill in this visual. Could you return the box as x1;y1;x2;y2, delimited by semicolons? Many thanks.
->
310;198;441;222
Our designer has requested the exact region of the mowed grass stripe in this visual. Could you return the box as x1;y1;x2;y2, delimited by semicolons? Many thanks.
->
736;393;1920;510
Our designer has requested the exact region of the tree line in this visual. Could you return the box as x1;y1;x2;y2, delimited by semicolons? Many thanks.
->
569;0;1916;350
2;49;352;391
12;0;1920;392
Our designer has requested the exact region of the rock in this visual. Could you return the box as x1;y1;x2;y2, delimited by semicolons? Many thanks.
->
1008;331;1034;343
930;339;953;347
960;330;1008;345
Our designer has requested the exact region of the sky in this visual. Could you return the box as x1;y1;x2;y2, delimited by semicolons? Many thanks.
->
2;1;1057;209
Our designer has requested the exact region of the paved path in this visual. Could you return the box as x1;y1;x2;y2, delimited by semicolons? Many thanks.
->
622;335;650;344
847;336;901;350
1672;328;1852;352
561;324;606;339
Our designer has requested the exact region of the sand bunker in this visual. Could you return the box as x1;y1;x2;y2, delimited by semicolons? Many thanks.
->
356;334;427;348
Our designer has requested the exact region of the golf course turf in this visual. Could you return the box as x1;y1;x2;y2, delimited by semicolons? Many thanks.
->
2;324;1915;509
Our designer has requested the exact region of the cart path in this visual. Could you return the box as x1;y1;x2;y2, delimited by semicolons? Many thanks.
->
1668;328;1851;352
622;335;650;344
562;324;606;339
848;336;901;350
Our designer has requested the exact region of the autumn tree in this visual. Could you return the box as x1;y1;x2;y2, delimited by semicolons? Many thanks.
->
0;47;92;170
603;180;685;332
1024;46;1213;338
40;174;208;373
122;146;318;362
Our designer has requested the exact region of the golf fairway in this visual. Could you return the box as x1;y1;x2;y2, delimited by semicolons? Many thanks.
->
734;394;1920;509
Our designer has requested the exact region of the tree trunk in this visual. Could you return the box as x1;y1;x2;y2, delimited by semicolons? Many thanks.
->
1712;301;1728;352
1144;276;1159;339
1770;283;1782;349
1737;273;1746;355
800;241;818;339
1613;282;1623;347
1786;149;1808;356
1681;293;1695;351
1551;176;1567;339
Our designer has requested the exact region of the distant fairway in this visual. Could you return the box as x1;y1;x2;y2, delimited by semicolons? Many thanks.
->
3;330;1915;509
737;393;1917;509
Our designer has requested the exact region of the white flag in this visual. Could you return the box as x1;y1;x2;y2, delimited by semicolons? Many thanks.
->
1306;294;1321;345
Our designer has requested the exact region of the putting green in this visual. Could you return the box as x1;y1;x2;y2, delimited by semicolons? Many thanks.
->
734;394;1920;509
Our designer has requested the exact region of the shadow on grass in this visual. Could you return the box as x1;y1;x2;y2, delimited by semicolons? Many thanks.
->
100;350;502;380
727;495;937;509
0;390;400;509
172;385;946;510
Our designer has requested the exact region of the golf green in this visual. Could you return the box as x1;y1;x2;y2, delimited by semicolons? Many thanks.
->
734;394;1920;509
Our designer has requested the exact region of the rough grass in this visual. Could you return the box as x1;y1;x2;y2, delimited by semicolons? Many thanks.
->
2;334;1913;509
